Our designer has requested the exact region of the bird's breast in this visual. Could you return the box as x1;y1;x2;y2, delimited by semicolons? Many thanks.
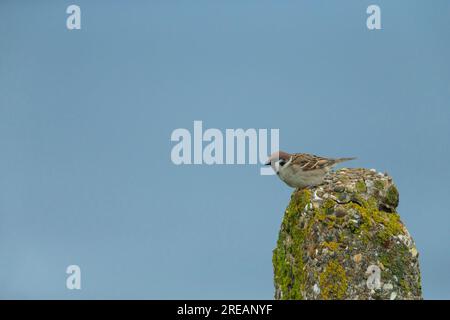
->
278;166;326;188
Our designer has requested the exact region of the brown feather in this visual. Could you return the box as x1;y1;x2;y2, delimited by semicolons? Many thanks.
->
291;153;356;171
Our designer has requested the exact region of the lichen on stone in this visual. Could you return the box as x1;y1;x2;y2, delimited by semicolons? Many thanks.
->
272;189;311;299
273;168;422;300
319;260;348;299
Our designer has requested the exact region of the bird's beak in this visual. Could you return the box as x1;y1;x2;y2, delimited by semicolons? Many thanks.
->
264;160;271;166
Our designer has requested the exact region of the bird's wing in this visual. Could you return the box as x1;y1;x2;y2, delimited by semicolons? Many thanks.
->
290;153;339;171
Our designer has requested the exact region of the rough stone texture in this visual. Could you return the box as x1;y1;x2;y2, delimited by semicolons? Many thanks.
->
273;168;422;300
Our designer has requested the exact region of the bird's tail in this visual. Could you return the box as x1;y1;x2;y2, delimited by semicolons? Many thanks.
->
334;157;357;164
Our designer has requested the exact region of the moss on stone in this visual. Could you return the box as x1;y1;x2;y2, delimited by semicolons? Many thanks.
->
319;260;348;300
400;279;411;293
322;241;339;251
374;180;385;190
273;189;311;299
322;198;336;215
356;180;367;193
337;194;404;245
378;243;410;284
273;169;422;300
386;185;399;208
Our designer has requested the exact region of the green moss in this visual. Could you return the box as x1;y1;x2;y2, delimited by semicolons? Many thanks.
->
295;189;312;210
400;279;411;293
273;189;311;299
379;254;390;269
322;198;336;215
386;185;399;208
348;220;360;234
313;206;338;229
376;229;392;245
340;202;372;242
378;243;410;283
338;232;347;243
373;211;404;244
314;209;327;223
319;260;348;300
355;180;367;193
366;196;379;209
374;180;385;190
339;194;404;245
273;179;419;300
322;241;339;251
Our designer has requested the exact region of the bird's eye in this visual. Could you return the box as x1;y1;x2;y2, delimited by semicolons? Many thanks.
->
279;160;286;166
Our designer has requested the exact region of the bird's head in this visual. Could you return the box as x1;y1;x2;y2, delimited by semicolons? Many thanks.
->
264;151;291;174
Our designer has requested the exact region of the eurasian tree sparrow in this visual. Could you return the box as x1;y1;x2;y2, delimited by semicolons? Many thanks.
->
265;151;356;189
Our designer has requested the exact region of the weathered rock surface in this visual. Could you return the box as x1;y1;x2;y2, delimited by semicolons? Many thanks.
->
273;168;422;300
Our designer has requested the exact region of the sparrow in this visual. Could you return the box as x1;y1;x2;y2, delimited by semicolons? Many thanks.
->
265;151;356;189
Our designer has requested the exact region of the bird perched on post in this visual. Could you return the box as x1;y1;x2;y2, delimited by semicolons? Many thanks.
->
265;151;356;189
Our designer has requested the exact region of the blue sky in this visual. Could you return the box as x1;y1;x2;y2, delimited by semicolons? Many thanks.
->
1;0;449;299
